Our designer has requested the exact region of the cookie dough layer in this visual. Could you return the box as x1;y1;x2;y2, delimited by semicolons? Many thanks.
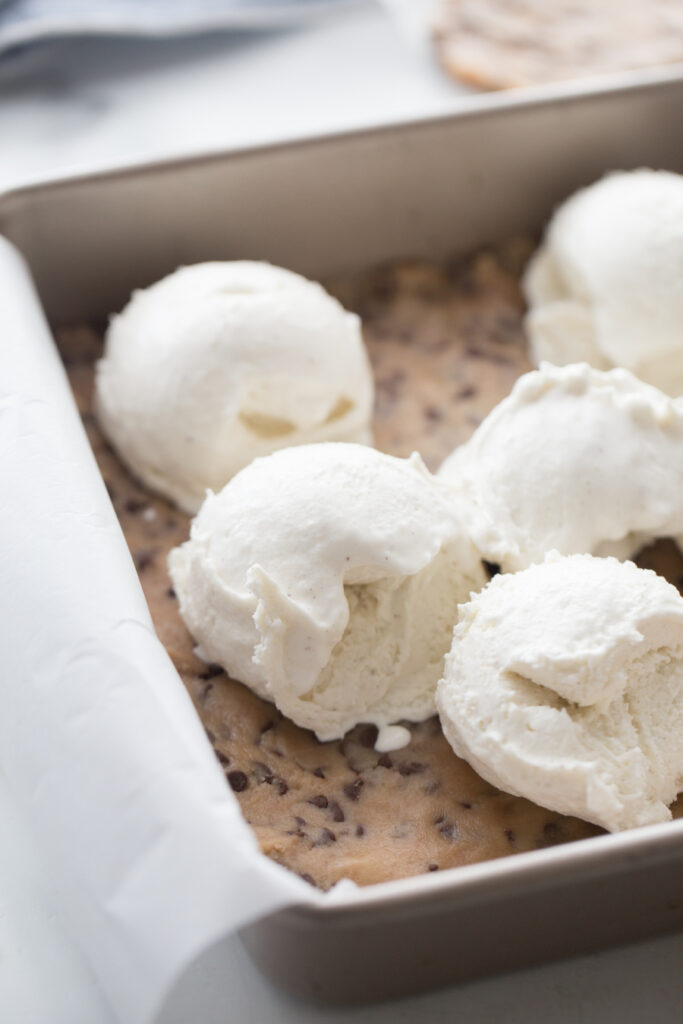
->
60;241;605;891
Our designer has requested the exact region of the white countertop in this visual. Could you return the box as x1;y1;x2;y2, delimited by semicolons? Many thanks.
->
3;4;683;1022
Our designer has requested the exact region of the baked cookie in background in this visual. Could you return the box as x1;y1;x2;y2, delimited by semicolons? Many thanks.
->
433;0;683;90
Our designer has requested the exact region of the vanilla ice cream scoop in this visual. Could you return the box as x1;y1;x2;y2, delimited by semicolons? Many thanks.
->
437;553;683;832
95;262;374;512
439;363;683;571
524;169;683;395
169;443;486;746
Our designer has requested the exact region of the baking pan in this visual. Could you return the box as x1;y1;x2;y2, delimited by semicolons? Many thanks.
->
4;68;683;1005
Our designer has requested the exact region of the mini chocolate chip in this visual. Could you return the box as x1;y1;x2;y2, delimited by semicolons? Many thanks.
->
541;822;563;846
294;816;307;827
355;824;365;837
228;771;248;793
343;778;364;801
434;814;445;825
314;828;337;846
216;750;230;766
424;781;440;795
455;385;476;400
134;549;156;572
253;761;274;784
274;779;289;796
329;801;345;822
359;725;378;748
377;754;393;769
428;863;439;872
313;767;326;779
504;828;515;844
285;829;305;837
308;795;328;809
204;728;216;744
124;498;145;514
398;761;426;777
459;801;473;810
199;681;214;702
482;560;501;579
166;586;176;599
425;406;443;422
260;720;275;734
439;823;458;841
198;664;224;681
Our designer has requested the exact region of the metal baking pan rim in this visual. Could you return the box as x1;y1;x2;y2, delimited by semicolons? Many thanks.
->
2;60;683;212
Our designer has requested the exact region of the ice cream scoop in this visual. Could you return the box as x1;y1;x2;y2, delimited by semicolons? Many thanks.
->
169;443;486;747
439;362;683;571
437;552;683;832
95;261;374;512
524;169;683;395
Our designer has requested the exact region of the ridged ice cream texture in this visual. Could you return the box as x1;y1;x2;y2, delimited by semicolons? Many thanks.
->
439;362;683;571
169;443;486;744
95;261;374;512
524;169;683;395
437;553;683;832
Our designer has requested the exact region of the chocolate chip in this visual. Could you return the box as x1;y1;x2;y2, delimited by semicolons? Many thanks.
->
124;498;145;514
204;727;216;744
425;406;443;422
439;822;458;841
355;824;365;837
504;828;515;844
328;801;345;822
540;821;563;846
459;801;473;810
398;761;426;777
343;778;364;801
198;664;224;681
359;725;378;748
428;863;439;872
253;761;274;784
308;795;328;809
294;816;307;827
482;560;501;579
274;779;289;796
166;586;176;599
228;771;248;793
299;873;316;887
314;828;337;846
313;767;326;779
434;814;445;825
455;385;476;401
260;720;275;734
216;750;230;766
134;548;155;572
377;754;393;769
424;781;440;795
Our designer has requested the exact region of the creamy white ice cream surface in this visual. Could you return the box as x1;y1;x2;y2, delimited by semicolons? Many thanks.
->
437;553;683;832
95;261;374;512
169;443;486;746
524;169;683;395
439;362;683;571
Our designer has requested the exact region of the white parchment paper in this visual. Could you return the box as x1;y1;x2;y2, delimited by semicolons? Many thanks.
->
0;235;324;1023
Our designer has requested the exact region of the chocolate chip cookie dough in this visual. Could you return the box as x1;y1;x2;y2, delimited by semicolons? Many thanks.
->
60;240;603;891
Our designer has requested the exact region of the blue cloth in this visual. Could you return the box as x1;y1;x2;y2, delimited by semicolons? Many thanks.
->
0;0;356;54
